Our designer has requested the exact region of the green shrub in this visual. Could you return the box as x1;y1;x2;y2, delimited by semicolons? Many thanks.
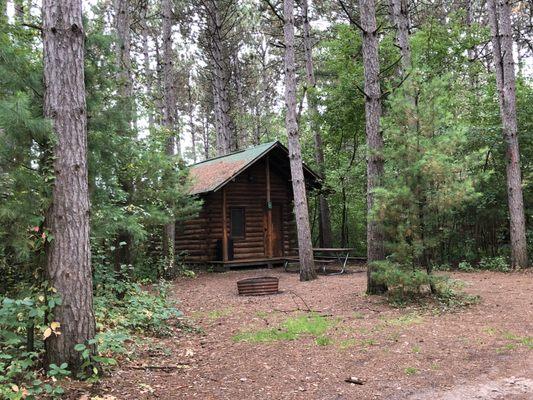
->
94;280;182;336
458;261;474;272
0;290;67;399
477;256;509;272
0;279;180;397
371;260;446;297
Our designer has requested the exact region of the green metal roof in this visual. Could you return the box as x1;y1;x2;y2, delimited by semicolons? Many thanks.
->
188;141;319;195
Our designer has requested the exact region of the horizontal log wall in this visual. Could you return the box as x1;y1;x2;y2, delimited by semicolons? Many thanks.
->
175;158;298;263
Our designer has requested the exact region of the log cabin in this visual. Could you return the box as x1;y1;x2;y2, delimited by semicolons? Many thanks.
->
175;141;320;269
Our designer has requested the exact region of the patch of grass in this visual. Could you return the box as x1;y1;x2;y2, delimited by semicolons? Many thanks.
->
255;311;269;318
500;331;533;350
386;312;424;326
232;314;333;344
353;312;365;319
338;338;358;349
206;307;233;320
404;367;418;375
359;338;377;347
430;363;439;370
388;332;400;342
315;336;333;346
411;345;421;354
482;326;497;335
496;343;517;353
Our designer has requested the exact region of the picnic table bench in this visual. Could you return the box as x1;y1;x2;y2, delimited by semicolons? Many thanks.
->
284;248;354;275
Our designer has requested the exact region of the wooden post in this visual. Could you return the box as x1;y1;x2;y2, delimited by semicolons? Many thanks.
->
266;157;273;258
222;187;228;261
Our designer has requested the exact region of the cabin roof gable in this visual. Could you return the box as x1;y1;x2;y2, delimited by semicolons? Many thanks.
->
188;141;320;195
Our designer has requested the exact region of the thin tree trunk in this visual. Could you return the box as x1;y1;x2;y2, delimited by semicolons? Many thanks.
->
187;71;197;163
43;0;96;373
302;0;333;248
141;6;154;130
487;0;529;269
114;0;133;111
162;0;176;273
14;0;24;22
113;0;134;275
154;35;164;126
390;0;411;75
203;114;210;159
283;0;316;281
205;0;233;156
359;0;387;294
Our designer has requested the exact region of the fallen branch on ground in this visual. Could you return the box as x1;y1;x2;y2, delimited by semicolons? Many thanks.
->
127;363;191;371
345;377;365;385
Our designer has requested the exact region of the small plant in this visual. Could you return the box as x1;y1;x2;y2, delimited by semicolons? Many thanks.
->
458;261;474;272
359;338;377;347
315;336;332;346
482;326;496;335
386;313;423;326
411;345;421;354
206;308;233;320
404;367;418;375
338;339;357;349
353;311;365;319
436;263;451;271
478;256;510;272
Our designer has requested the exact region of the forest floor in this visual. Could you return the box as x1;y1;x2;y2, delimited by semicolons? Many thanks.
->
74;267;532;399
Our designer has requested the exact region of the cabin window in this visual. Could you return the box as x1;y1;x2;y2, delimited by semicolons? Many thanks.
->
230;207;245;238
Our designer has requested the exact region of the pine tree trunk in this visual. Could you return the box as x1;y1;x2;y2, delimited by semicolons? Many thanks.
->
13;0;24;22
187;72;197;163
203;114;210;159
283;0;316;281
205;0;233;156
302;0;333;248
141;6;154;130
42;0;96;373
113;0;134;275
390;0;411;75
161;0;176;273
487;0;529;269
359;0;387;294
114;0;133;106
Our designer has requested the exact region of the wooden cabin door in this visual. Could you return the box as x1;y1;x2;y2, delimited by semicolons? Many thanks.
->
271;204;283;257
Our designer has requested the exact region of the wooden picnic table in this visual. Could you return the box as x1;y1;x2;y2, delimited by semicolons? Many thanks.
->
284;248;354;275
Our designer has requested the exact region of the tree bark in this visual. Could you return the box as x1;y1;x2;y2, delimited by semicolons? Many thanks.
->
141;5;154;130
390;0;411;75
302;0;333;248
42;0;96;373
487;0;529;269
187;71;197;163
283;0;316;281
162;0;176;273
14;0;24;23
114;0;133;106
204;0;234;156
203;114;210;159
359;0;387;294
113;0;134;275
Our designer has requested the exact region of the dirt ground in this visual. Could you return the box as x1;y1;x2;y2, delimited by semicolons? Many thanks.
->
78;267;532;400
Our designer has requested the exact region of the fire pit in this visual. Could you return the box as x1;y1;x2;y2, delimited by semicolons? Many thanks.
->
237;276;279;296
